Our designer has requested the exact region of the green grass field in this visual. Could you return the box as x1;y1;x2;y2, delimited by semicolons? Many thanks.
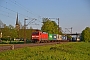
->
0;42;90;60
0;41;24;44
0;40;31;44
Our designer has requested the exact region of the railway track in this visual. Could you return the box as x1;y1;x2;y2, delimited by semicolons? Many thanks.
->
0;41;68;52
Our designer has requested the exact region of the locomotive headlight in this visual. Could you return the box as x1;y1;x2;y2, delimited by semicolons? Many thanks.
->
32;36;35;37
36;36;39;37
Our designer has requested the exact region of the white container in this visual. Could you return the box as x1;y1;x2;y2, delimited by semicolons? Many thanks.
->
56;34;62;40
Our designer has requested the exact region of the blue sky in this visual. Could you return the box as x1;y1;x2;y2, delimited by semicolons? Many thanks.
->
0;0;90;33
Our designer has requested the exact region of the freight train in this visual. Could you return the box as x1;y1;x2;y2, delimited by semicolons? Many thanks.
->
31;31;69;43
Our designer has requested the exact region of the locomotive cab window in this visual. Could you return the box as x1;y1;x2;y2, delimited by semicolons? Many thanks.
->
32;32;39;35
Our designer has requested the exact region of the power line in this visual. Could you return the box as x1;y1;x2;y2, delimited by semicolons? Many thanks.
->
0;9;14;16
9;0;32;14
9;0;43;23
12;0;43;18
0;5;30;20
3;0;43;20
8;0;41;24
0;12;15;19
0;0;43;28
0;1;31;19
9;0;38;18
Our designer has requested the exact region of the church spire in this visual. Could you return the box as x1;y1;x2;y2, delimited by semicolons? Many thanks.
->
16;13;18;25
15;13;20;31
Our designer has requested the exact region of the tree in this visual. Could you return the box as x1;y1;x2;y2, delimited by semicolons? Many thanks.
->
67;35;72;41
2;25;18;39
8;25;14;29
41;18;62;34
81;27;90;42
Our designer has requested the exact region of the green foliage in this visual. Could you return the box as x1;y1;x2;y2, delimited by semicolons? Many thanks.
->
0;42;90;60
1;26;18;39
41;18;62;34
81;27;90;42
1;37;10;41
67;35;72;40
0;24;33;41
18;29;33;40
8;24;14;29
0;41;24;44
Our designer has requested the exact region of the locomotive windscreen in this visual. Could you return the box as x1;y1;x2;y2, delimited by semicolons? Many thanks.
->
32;32;39;35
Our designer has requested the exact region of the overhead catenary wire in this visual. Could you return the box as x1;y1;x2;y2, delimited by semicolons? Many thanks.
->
0;1;33;20
0;0;43;28
2;0;43;20
0;5;33;24
0;12;15;19
0;10;12;15
11;0;43;18
8;0;31;18
9;0;43;23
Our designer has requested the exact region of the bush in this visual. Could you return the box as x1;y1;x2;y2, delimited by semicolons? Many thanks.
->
1;37;9;41
81;27;90;42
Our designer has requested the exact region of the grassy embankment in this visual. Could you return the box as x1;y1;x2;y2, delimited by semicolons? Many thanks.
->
0;42;90;60
0;40;31;44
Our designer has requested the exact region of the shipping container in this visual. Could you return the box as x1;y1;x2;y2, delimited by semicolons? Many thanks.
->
56;34;62;40
52;34;57;40
62;35;67;40
48;34;53;40
72;37;76;42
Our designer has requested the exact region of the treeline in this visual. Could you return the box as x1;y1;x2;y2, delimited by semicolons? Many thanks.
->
0;25;36;40
81;27;90;42
41;18;62;34
0;19;90;42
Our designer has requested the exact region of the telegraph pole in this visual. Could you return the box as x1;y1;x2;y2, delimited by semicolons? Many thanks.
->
58;18;59;34
71;27;72;34
24;18;37;43
24;18;28;43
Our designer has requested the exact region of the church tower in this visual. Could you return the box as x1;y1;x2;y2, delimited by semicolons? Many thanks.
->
15;13;20;31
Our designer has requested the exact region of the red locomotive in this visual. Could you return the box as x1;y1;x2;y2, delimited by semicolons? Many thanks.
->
32;31;48;42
